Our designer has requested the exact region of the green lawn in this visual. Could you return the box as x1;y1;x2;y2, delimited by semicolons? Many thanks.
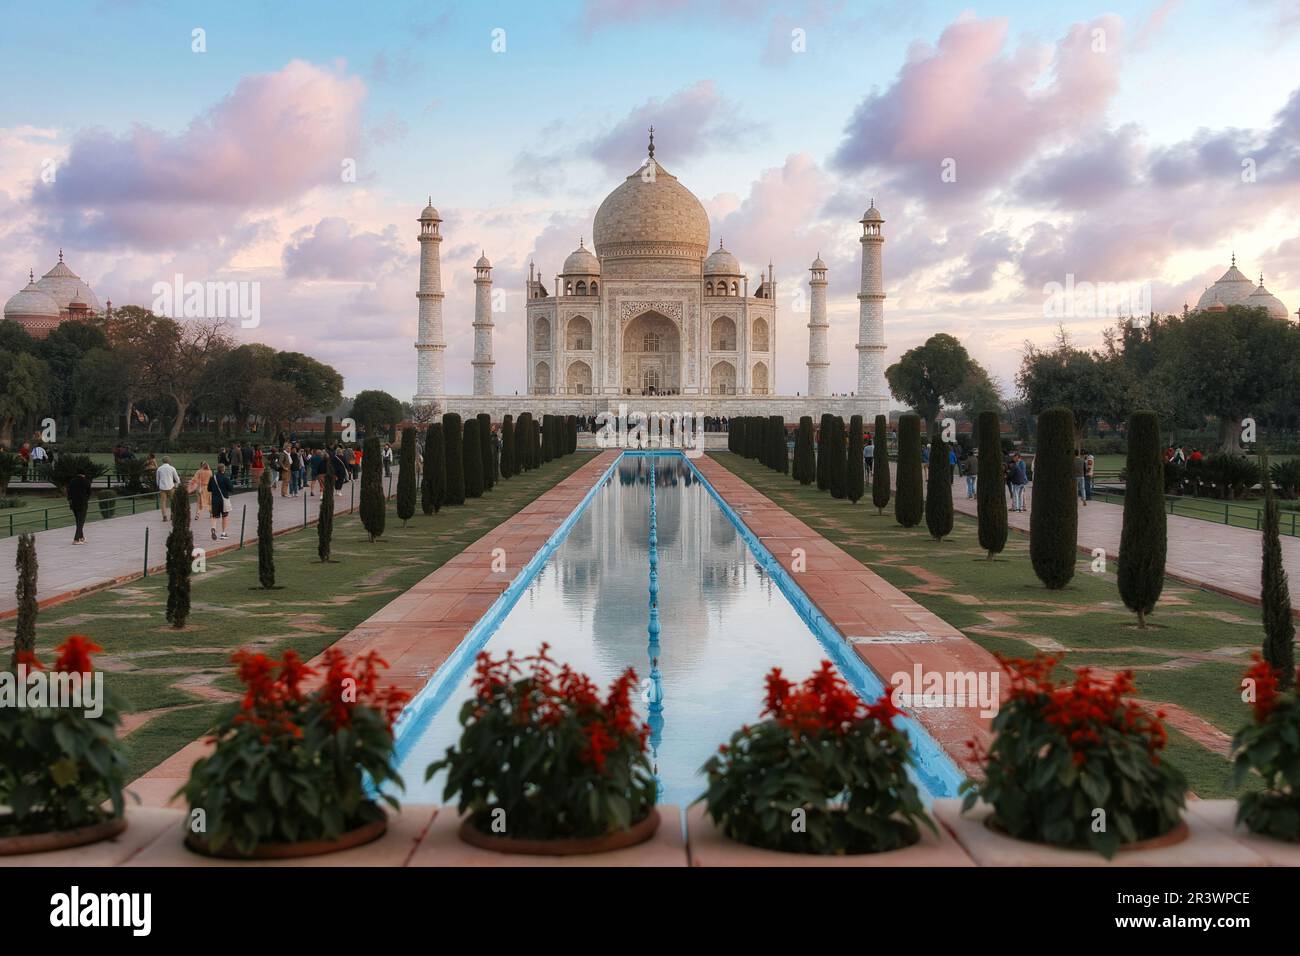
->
2;453;595;781
711;451;1275;799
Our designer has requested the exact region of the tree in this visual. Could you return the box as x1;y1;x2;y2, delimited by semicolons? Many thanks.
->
1029;407;1078;589
422;423;446;514
816;414;832;491
350;390;403;439
769;416;787;473
359;436;386;541
976;411;1008;559
150;317;232;439
257;469;276;587
500;414;515;478
793;417;813;484
516;413;531;471
444;414;466;503
872;415;891;515
1118;411;1166;627
886;333;989;431
925;433;953;540
318;464;335;561
72;347;130;427
13;533;37;662
828;417;847;499
36;321;108;437
895;413;923;528
166;486;193;626
463;419;485;498
846;415;865;504
1260;448;1296;689
1018;328;1128;453
0;351;49;448
397;427;418;526
950;363;1003;419
0;319;35;357
249;377;311;439
477;414;494;490
274;351;344;415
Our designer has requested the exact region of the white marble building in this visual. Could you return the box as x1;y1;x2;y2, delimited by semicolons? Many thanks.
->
416;134;891;422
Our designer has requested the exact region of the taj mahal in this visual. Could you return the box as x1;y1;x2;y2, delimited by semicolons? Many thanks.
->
414;132;891;423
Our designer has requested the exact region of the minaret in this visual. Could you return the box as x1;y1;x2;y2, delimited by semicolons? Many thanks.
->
413;198;446;406
806;254;829;396
856;200;887;399
472;252;494;396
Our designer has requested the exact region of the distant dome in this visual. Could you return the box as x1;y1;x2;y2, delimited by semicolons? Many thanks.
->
1206;295;1228;313
562;239;599;275
4;277;60;318
35;256;102;313
704;242;741;276
1247;277;1289;320
1195;261;1256;310
810;255;827;271
420;201;440;221
861;202;883;223
592;158;709;261
475;253;491;269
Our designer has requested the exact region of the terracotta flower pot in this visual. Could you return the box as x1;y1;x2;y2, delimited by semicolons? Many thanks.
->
184;812;387;860
457;808;660;856
985;815;1190;852
0;815;127;857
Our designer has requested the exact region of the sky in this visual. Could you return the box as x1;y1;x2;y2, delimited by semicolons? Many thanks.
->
2;0;1299;401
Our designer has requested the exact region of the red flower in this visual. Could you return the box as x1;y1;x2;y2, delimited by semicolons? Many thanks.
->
1244;655;1280;723
54;635;101;674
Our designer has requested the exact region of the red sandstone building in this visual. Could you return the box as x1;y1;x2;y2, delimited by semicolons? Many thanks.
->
3;250;105;339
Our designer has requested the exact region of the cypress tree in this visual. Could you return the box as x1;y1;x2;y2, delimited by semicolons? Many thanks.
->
925;433;954;540
793;417;813;484
976;411;1007;558
1117;411;1166;626
829;417;848;499
397;426;417;525
13;533;37;661
567;415;578;455
500;414;515;478
165;486;192;626
464;419;485;498
443;413;465;504
257;468;276;586
318;464;335;562
872;414;891;516
516;413;531;471
767;416;782;472
422;423;445;514
1029;407;1078;590
1260;448;1296;688
817;414;833;491
729;418;741;454
895;413;923;527
534;418;543;466
359;435;386;542
477;414;494;490
847;415;865;504
323;414;334;446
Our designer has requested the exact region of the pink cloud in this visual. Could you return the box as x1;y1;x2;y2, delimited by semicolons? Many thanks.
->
282;217;404;280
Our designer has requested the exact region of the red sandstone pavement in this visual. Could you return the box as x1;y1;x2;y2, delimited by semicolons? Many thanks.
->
948;478;1300;613
129;452;621;806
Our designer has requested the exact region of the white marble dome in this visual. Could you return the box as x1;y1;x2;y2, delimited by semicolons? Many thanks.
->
4;276;61;318
1247;277;1289;320
592;158;710;260
562;239;599;275
703;242;741;276
35;258;102;313
1195;262;1256;311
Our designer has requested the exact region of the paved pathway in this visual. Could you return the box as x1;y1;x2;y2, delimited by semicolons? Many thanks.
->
0;472;403;618
945;478;1300;613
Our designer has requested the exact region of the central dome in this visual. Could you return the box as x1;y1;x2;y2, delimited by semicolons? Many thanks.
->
592;159;710;261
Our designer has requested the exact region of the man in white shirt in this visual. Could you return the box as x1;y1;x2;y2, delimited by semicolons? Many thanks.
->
155;456;180;521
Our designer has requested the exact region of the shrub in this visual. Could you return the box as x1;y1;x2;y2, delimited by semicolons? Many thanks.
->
12;532;37;660
1231;657;1300;840
846;416;865;504
426;646;655;840
0;452;19;495
257;469;276;587
359;436;385;542
166;486;193;626
1030;407;1078;589
872;415;891;515
51;454;106;492
179;649;409;855
1270;459;1300;499
477;414;494;490
443;413;465;504
699;662;934;855
95;488;116;518
793;417;813;484
977;411;1007;558
925;433;953;540
1260;451;1296;689
317;464;334;562
1118;411;1166;627
463;418;484;498
421;423;445;515
396;427;417;525
894;413;923;527
816;415;832;491
828;417;847;499
500;414;515;478
961;654;1186;858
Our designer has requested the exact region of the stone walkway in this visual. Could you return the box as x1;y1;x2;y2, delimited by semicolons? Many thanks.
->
0;472;402;618
945;478;1300;613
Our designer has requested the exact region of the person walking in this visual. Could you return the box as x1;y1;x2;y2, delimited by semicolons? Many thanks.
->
1073;452;1087;506
208;463;234;539
144;452;159;489
67;466;93;544
1010;453;1028;512
155;456;180;520
279;444;292;497
189;461;213;521
251;444;265;487
1084;454;1095;502
964;450;978;499
331;444;349;496
241;442;254;486
921;441;930;482
864;436;874;479
382;443;393;478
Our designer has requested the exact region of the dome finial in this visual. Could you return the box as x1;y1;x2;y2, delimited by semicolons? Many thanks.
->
58;248;64;262
647;125;655;159
28;268;34;283
1231;250;1236;267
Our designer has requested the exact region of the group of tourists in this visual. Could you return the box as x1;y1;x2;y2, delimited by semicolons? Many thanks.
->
1164;445;1203;465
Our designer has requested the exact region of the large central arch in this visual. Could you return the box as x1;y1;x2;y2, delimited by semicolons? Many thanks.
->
621;310;681;395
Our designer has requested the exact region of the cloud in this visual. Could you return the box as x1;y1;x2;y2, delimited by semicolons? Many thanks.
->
282;217;405;280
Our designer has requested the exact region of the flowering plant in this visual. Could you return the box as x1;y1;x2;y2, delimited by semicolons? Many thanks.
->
698;661;933;855
1231;656;1300;842
180;648;409;855
0;636;127;836
960;654;1185;858
426;645;655;840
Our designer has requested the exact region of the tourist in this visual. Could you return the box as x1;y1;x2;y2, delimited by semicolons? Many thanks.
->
155;456;180;520
1085;454;1095;501
208;463;234;540
67;465;93;544
345;444;358;480
145;452;159;489
864;437;874;478
311;446;325;496
241;442;254;486
229;442;241;484
189;461;213;520
331;445;349;495
921;441;930;482
1172;445;1187;466
1010;453;1028;512
29;442;47;478
279;444;292;497
963;450;978;499
251;444;265;486
1190;448;1203;463
1073;453;1087;506
382;442;393;478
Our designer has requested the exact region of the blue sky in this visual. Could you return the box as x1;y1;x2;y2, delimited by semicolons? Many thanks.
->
3;0;1298;398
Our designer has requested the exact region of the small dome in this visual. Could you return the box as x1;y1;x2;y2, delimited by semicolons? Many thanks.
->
810;254;827;271
475;253;491;269
861;202;883;223
419;200;440;222
1195;258;1256;310
703;242;741;276
4;276;61;318
1247;277;1289;320
562;239;599;276
1206;294;1228;313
